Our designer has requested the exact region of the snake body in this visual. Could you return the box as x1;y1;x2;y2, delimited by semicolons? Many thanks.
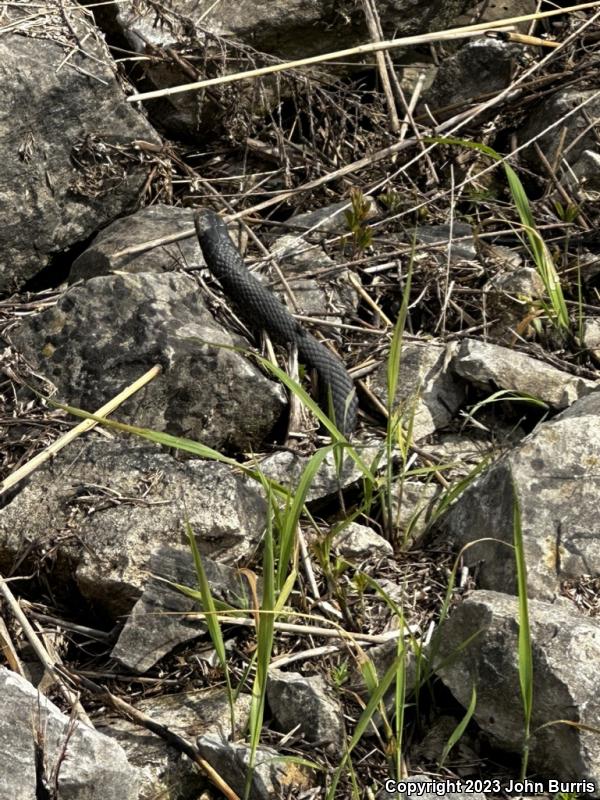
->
194;209;357;436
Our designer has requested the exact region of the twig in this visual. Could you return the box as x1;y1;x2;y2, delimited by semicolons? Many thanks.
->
348;273;393;328
183;612;418;643
126;2;600;103
0;613;24;674
362;0;399;133
19;602;113;642
505;31;561;49
0;574;92;726
297;525;321;600
53;665;241;800
127;24;519;102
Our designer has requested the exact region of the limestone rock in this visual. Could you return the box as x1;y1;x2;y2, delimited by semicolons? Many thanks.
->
435;590;600;782
0;439;268;617
435;391;600;600
369;340;464;442
258;441;379;504
112;0;467;62
70;205;203;282
0;667;139;800
10;271;284;450
426;39;516;114
334;522;393;561
412;223;477;262
583;317;600;362
112;548;255;672
267;669;345;754
452;339;596;409
0;1;160;291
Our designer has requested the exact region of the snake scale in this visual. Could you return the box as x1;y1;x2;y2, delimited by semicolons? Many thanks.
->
194;209;357;436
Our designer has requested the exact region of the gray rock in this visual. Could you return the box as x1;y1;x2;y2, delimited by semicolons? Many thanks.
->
390;480;441;547
426;38;516;113
114;0;466;62
267;669;345;754
0;439;268;616
196;732;312;799
10;271;284;450
413;223;477;262
483;265;545;343
0;667;139;799
518;89;600;173
369;340;464;442
112;548;254;672
258;440;379;503
425;430;513;480
583;317;600;362
0;2;160;292
70;205;203;282
451;339;596;409
455;0;537;28
435;589;600;782
98;687;251;800
334;522;393;561
271;233;335;275
435;391;600;600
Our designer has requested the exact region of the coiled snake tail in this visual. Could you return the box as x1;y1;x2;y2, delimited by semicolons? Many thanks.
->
194;209;357;436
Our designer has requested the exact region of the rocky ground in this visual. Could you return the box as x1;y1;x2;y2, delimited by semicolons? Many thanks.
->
0;1;599;798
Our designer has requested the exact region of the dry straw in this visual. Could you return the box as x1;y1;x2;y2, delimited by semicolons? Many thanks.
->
126;2;600;103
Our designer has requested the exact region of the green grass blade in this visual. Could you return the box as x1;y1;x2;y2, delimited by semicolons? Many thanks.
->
277;444;333;590
384;243;414;545
428;136;569;331
386;246;413;410
393;636;407;780
438;684;477;768
326;652;407;800
513;483;533;779
465;390;549;422
245;501;276;800
184;517;236;734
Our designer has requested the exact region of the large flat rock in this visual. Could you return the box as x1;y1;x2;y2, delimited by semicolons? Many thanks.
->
10;271;284;450
0;2;160;291
0;667;139;799
435;391;600;600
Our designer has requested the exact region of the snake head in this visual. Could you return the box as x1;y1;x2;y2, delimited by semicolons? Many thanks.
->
194;208;227;241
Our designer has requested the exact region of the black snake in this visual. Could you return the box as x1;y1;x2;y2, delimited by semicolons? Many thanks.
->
194;209;357;436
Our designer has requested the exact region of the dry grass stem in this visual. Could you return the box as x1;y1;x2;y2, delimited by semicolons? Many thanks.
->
127;24;520;103
0;575;92;726
0;365;161;497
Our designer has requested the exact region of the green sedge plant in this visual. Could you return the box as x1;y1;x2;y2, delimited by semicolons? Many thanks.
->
429;136;570;333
